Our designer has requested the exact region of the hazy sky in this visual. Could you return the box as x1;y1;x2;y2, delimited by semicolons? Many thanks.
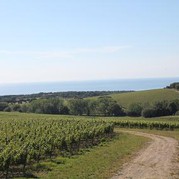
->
0;0;179;84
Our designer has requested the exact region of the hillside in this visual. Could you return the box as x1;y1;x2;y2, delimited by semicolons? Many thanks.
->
109;89;179;108
0;91;132;103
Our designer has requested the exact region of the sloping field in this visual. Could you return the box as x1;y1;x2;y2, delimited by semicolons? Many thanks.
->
110;89;179;108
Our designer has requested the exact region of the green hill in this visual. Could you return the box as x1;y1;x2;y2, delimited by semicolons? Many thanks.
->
109;89;179;108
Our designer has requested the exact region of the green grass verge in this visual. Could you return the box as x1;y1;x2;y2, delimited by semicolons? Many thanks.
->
23;132;149;179
36;128;179;179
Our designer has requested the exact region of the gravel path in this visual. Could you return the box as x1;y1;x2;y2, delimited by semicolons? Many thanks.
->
112;131;179;179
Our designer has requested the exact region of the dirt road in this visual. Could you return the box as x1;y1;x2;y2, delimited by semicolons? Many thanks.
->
112;131;179;179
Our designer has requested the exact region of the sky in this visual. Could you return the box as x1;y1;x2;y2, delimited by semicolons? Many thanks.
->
0;0;179;84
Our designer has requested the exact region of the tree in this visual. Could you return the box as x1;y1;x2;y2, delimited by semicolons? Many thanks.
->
96;96;124;116
43;98;62;114
60;106;70;115
168;101;178;115
11;104;22;112
142;100;178;118
68;99;88;115
20;103;29;113
109;103;125;116
153;101;171;116
0;102;8;111
28;98;68;114
86;100;98;116
127;103;143;117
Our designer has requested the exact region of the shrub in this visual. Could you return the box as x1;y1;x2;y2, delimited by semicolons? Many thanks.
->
142;108;157;118
175;111;179;116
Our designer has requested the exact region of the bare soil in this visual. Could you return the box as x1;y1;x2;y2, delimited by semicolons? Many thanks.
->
112;131;179;179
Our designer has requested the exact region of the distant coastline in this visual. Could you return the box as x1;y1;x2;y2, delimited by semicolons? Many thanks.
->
0;77;179;96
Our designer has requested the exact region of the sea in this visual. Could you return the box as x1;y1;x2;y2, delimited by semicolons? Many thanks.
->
0;77;179;96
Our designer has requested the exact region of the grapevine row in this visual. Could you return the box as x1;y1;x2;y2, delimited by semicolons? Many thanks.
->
108;120;179;130
0;118;114;178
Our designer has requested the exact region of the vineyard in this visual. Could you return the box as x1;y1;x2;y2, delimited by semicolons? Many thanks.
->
102;116;179;130
0;117;114;178
109;119;179;130
0;112;179;178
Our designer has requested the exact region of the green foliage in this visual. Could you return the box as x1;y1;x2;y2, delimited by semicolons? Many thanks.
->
142;100;178;118
3;106;11;112
11;103;21;112
28;98;69;114
0;114;114;178
109;103;125;116
0;102;8;111
44;132;148;179
97;97;114;116
108;89;179;108
142;108;157;118
127;103;143;117
0;91;130;103
68;98;88;115
167;82;179;90
109;119;179;130
1;89;179;118
96;97;125;116
87;100;98;115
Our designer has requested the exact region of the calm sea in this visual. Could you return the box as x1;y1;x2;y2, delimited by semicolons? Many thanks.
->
0;77;179;96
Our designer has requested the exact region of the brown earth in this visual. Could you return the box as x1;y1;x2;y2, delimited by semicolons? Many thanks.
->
112;131;179;179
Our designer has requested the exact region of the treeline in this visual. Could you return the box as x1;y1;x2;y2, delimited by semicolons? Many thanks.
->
0;91;133;103
127;100;179;118
0;97;125;116
166;82;179;90
1;96;179;118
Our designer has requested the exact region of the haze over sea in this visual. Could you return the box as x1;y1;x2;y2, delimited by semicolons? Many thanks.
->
0;77;178;96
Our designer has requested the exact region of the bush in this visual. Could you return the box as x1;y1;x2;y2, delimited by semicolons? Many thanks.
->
68;99;88;115
96;97;125;116
109;103;126;116
142;108;157;118
176;111;179;116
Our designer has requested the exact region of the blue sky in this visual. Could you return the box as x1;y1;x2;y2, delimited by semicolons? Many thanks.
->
0;0;179;84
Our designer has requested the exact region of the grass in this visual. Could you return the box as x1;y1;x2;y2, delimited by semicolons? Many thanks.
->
110;89;179;108
34;132;149;179
87;89;179;109
88;89;179;109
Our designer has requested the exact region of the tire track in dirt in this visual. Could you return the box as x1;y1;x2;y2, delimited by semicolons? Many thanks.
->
112;131;179;179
